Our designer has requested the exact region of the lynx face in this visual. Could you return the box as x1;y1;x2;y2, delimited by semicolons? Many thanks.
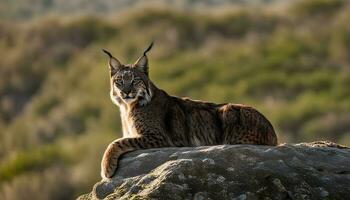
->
111;67;152;106
103;42;154;106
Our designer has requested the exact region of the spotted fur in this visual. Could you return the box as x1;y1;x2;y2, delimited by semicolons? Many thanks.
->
100;43;278;179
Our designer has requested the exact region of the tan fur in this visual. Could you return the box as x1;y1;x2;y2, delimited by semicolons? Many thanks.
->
100;44;278;179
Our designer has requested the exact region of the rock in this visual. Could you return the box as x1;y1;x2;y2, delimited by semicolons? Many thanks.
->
78;142;350;200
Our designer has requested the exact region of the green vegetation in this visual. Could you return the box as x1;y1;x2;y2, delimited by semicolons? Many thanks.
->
0;144;68;181
0;0;350;199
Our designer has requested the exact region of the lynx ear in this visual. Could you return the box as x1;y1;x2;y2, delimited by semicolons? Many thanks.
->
133;42;154;76
102;49;123;75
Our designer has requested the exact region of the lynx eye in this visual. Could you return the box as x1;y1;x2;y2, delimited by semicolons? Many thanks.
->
115;78;123;85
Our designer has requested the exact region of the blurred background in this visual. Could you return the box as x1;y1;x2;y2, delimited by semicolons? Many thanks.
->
0;0;350;199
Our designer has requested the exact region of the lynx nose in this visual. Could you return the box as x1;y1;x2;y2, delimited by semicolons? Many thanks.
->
123;89;131;96
121;86;132;97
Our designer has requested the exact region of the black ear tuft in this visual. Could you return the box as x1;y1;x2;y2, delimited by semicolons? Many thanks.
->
102;49;113;58
133;42;154;76
143;41;154;56
101;49;123;75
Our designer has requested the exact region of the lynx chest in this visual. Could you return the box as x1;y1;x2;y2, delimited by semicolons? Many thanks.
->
120;106;139;138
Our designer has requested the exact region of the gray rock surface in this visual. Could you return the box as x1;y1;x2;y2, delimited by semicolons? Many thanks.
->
78;142;350;200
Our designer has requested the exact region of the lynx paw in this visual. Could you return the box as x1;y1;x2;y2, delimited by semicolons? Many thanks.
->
101;158;118;179
101;168;115;179
100;144;119;179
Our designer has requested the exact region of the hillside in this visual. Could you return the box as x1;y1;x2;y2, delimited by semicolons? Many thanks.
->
0;0;289;21
0;0;350;199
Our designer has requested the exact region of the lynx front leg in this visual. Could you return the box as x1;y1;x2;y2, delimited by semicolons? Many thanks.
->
100;136;168;179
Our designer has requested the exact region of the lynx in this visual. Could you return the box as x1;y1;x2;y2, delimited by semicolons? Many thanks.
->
101;43;278;179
